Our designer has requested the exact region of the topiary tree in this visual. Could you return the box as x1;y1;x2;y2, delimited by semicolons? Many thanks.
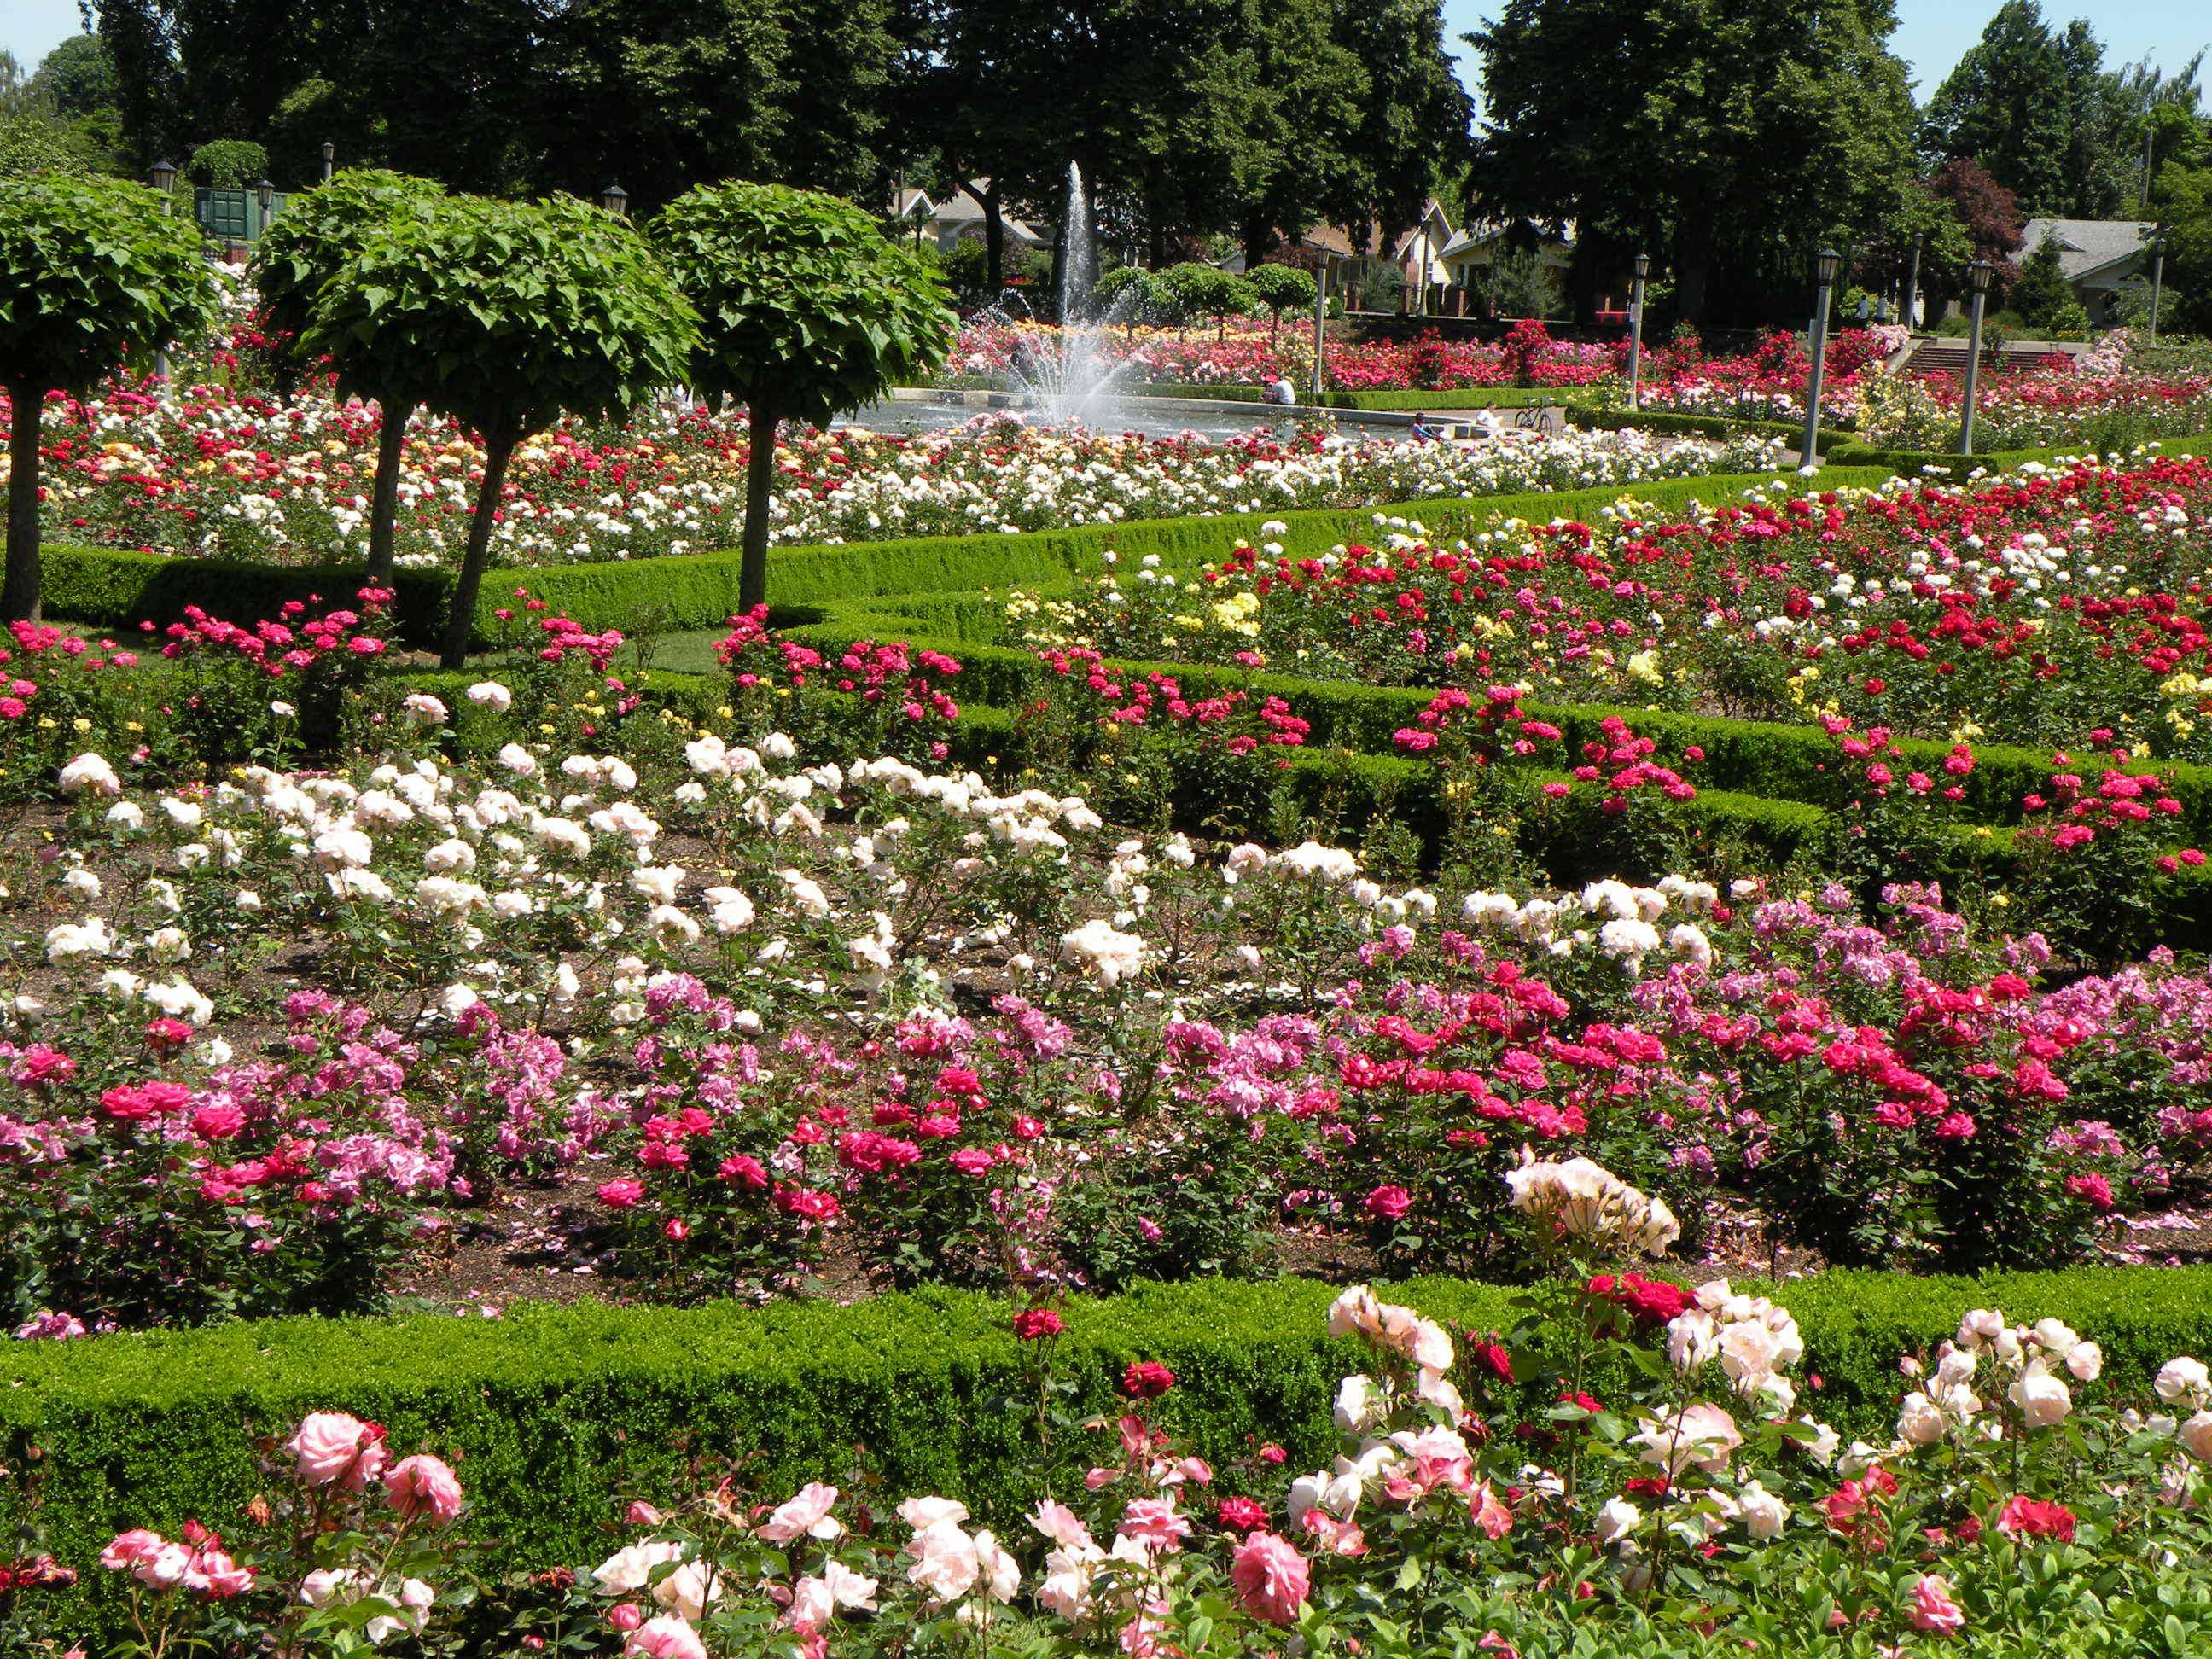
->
1245;264;1318;341
305;193;700;666
187;140;268;189
648;182;955;614
1090;265;1165;338
0;172;216;620
251;168;446;582
1158;262;1258;338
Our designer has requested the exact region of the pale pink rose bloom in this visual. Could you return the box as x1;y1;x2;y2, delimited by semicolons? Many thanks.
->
1326;1285;1384;1341
788;1575;833;1630
760;1482;841;1544
897;1496;969;1532
1173;1458;1214;1487
1029;1499;1097;1553
626;1502;665;1526
905;1523;980;1603
626;1614;708;1659
824;1559;879;1611
384;1454;464;1524
1909;1575;1966;1634
973;1530;1020;1601
137;1544;194;1589
198;1550;255;1599
1083;1467;1120;1490
1231;1533;1311;1627
284;1412;386;1489
100;1531;166;1571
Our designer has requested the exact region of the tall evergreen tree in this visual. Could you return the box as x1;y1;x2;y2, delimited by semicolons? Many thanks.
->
1467;0;1916;323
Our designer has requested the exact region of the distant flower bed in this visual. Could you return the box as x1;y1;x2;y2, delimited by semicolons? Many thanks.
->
15;379;1781;571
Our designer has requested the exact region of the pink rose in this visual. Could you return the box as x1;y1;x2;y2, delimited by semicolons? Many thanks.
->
283;1412;387;1488
99;1530;166;1571
626;1615;708;1659
1364;1185;1412;1221
1909;1574;1966;1634
1230;1531;1311;1626
384;1454;465;1524
1117;1498;1192;1552
758;1481;841;1544
599;1179;645;1209
608;1604;644;1633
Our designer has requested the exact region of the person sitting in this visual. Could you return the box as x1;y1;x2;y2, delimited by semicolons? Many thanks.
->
1263;375;1296;405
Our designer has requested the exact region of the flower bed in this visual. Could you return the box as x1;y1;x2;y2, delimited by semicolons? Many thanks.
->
1004;454;2212;764
9;380;1778;572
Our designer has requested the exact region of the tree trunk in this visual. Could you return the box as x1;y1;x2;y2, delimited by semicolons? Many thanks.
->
1242;218;1274;273
3;384;44;624
364;405;409;585
980;179;1005;294
1674;225;1714;324
440;427;517;671
739;399;778;615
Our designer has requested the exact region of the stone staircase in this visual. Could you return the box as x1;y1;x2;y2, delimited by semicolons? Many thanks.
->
1899;337;2087;379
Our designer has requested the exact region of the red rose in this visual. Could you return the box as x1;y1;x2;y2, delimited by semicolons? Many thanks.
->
1013;1308;1064;1342
1122;1360;1176;1400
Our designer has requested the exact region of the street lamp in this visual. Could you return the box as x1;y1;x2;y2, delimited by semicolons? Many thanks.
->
1959;259;1995;456
1626;251;1651;410
1800;247;1842;469
255;177;275;238
599;181;630;218
321;140;335;183
148;160;178;380
1310;255;1331;407
2150;236;2166;341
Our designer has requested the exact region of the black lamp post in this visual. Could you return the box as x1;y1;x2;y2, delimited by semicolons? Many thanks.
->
599;182;631;218
321;141;335;183
1959;259;1994;456
2150;236;2166;341
1800;247;1842;468
148;161;178;379
255;177;275;238
1626;251;1651;409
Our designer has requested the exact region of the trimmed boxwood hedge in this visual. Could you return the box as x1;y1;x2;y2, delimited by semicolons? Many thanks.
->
1562;405;1808;445
8;1266;2212;1639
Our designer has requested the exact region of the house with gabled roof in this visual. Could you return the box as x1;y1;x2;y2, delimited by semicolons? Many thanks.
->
2014;218;2158;323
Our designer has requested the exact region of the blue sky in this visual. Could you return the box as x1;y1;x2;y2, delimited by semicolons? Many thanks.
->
5;0;2208;111
1435;0;2209;102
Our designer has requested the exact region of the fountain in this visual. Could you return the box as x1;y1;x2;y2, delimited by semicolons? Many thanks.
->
1002;162;1142;426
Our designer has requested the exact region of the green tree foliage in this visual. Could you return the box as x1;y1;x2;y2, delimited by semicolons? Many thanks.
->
187;137;266;187
1918;2;2181;219
1467;0;1918;323
648;182;953;614
2011;230;2074;329
2152;161;2212;339
251;169;446;580
0;173;216;619
1158;262;1257;335
29;36;120;119
303;194;699;664
1245;263;1318;337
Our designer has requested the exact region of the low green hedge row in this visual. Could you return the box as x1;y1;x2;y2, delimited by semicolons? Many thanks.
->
9;1266;2212;1637
1819;432;2212;474
1562;404;1809;445
1110;385;1568;411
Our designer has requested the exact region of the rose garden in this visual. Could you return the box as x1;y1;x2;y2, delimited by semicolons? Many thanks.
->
8;119;2212;1659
